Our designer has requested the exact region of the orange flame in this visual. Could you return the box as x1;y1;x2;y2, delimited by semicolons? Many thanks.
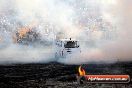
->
12;27;31;43
17;21;38;38
12;21;38;43
18;27;30;38
78;66;86;76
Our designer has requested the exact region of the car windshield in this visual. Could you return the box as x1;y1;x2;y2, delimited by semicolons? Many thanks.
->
64;41;78;48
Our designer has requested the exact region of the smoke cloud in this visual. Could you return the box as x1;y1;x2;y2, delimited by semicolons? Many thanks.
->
0;0;132;64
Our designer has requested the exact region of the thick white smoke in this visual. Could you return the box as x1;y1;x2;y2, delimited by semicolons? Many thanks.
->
58;0;132;64
0;0;132;64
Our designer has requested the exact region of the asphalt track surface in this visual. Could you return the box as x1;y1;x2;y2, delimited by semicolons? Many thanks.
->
0;62;132;88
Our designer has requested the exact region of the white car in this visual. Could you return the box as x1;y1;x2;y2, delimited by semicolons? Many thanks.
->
55;38;81;58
